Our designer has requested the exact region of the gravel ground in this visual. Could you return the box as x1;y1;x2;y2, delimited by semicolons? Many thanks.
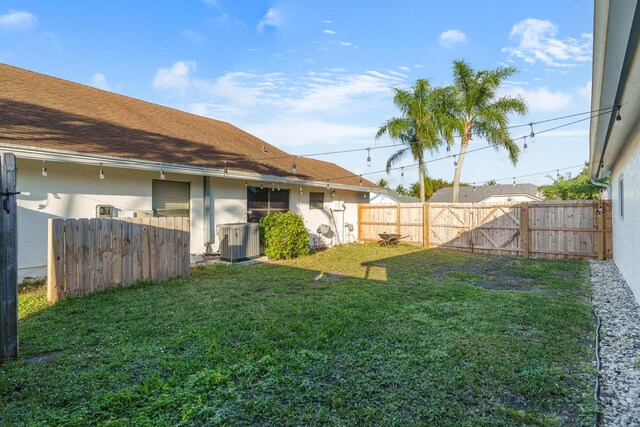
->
590;261;640;427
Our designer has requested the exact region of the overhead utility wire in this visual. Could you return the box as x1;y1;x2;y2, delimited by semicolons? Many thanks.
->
324;110;613;184
228;106;615;163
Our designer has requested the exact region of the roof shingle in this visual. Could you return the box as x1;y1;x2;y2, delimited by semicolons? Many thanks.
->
0;64;377;189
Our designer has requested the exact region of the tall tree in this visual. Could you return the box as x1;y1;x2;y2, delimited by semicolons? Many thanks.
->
376;178;390;189
395;184;408;195
448;60;528;202
376;79;452;202
540;166;609;200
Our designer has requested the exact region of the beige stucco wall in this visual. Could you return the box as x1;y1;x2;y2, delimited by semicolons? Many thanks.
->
14;159;368;282
610;124;640;303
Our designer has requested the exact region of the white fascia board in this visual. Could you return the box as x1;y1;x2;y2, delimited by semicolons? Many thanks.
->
0;142;374;193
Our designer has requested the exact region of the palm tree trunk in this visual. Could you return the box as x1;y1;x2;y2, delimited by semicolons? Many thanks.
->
452;125;471;203
418;157;426;203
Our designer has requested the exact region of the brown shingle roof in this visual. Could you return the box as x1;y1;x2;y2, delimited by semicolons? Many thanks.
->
0;63;377;189
429;184;541;203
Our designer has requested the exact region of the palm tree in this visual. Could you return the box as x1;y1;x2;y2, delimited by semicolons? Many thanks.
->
376;178;390;189
395;184;408;195
376;79;452;202
448;60;528;202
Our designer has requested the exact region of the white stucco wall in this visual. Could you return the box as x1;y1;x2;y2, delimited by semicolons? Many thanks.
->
13;158;369;281
15;159;205;281
209;178;367;250
610;126;640;303
369;193;399;204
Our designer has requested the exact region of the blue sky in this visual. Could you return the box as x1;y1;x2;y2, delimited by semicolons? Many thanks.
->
0;0;595;186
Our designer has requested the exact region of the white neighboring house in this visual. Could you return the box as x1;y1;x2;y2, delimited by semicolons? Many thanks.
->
0;64;380;282
589;0;640;302
429;184;542;204
369;188;420;204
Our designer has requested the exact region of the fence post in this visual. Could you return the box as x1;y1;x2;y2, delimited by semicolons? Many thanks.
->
47;219;65;302
423;203;430;248
520;202;530;258
396;205;401;235
0;153;18;360
357;204;363;241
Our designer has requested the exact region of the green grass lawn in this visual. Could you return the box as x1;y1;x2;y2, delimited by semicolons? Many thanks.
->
1;245;597;426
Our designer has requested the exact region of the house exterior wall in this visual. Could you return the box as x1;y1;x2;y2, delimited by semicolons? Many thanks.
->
15;159;205;281
369;194;399;204
14;159;368;282
610;126;640;302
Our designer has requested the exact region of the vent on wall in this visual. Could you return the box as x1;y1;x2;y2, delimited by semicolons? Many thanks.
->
216;223;260;263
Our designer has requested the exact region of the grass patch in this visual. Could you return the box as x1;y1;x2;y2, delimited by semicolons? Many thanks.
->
1;245;596;425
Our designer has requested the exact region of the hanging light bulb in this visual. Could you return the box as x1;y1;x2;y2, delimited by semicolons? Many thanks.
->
359;175;363;186
473;183;476;191
332;189;336;198
366;148;372;167
271;182;275;191
99;163;105;180
260;183;263;189
523;136;528;153
401;167;405;179
160;164;166;180
446;144;451;153
513;177;516;186
453;155;457;167
529;123;536;143
41;161;47;177
299;185;303;194
223;160;228;176
327;182;330;189
615;105;622;127
292;156;297;174
277;185;280;191
556;170;560;179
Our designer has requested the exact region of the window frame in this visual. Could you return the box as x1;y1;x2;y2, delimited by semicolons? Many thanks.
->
247;186;290;222
309;192;324;209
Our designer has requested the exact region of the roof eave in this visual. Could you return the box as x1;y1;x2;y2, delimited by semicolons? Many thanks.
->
0;142;377;192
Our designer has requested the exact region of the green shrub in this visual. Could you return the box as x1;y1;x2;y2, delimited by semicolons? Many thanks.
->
259;212;311;260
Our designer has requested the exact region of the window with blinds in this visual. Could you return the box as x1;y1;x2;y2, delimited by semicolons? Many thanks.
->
309;192;324;209
152;180;190;218
247;186;290;222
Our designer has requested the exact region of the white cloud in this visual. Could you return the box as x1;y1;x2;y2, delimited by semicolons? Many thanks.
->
439;29;467;47
183;29;206;43
152;60;195;94
0;10;36;29
503;86;573;113
324;29;336;34
202;0;219;6
578;80;592;102
257;8;278;32
413;64;423;68
91;73;110;90
339;41;352;46
503;19;592;67
398;66;411;72
246;119;377;148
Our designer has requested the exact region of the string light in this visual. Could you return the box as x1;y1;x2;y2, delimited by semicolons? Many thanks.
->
327;182;330;189
41;161;47;177
160;164;166;180
260;183;263;189
299;185;303;194
401;167;405;179
513;177;516;186
453;155;457;167
359;175;363;186
224;161;228;176
366;148;372;167
615;105;622;127
99;163;105;180
277;185;280;191
446;145;451;154
523;136;528;153
292;156;297;174
332;189;336;198
529;123;536;143
557;170;560;179
472;183;476;191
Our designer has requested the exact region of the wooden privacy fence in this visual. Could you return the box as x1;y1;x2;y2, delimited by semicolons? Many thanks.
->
47;217;190;302
358;201;612;260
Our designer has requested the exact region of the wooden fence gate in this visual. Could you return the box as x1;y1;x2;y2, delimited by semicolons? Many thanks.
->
48;217;190;302
358;201;612;260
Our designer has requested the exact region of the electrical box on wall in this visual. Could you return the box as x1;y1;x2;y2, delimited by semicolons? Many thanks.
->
96;205;113;218
331;200;344;211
